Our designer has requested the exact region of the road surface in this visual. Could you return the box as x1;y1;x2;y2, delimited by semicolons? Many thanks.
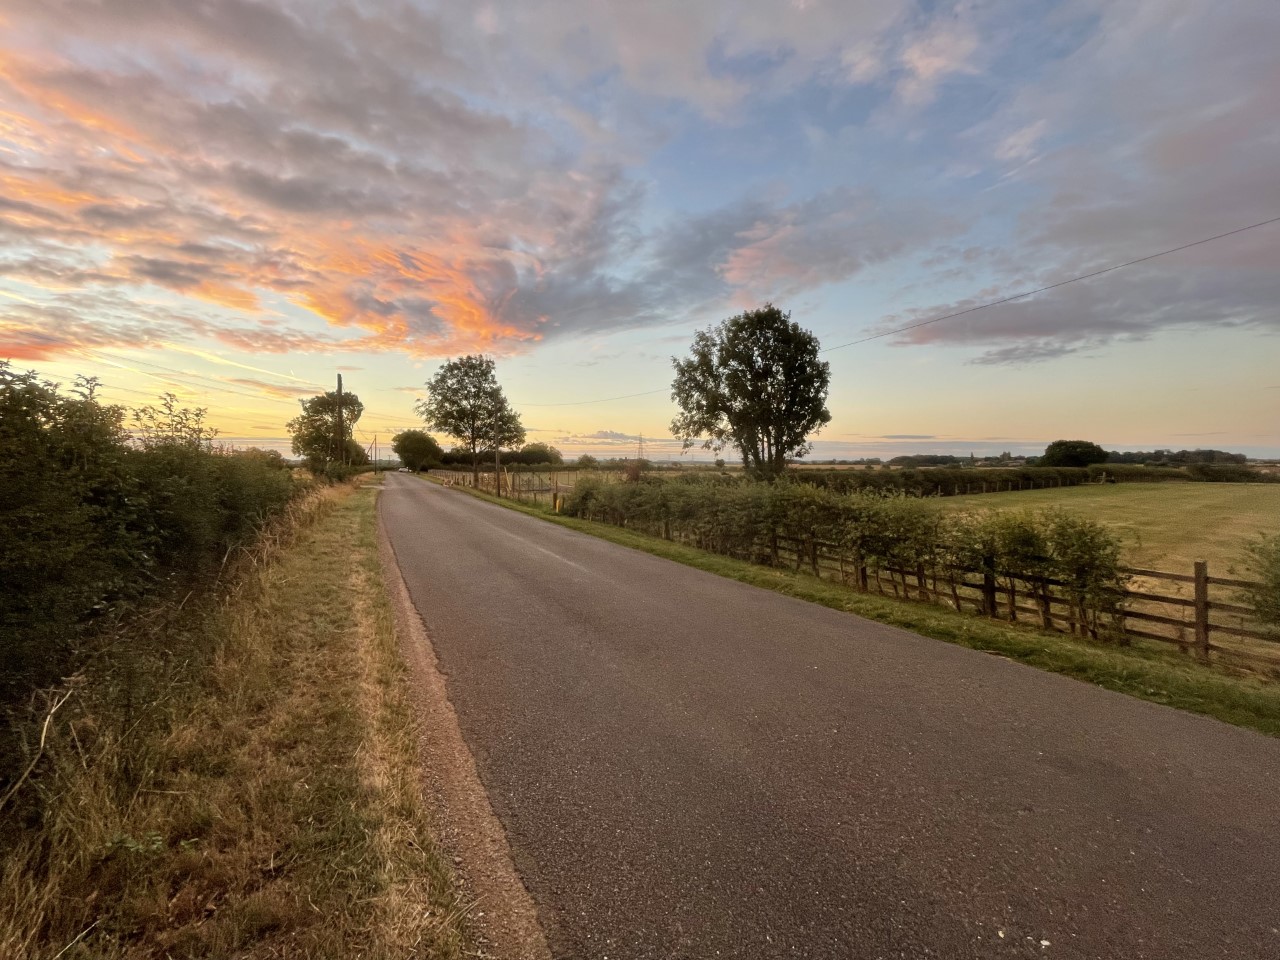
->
379;473;1280;959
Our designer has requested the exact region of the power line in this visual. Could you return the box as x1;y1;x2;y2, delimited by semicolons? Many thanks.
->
518;387;667;407
821;215;1280;353
82;351;304;407
82;349;423;424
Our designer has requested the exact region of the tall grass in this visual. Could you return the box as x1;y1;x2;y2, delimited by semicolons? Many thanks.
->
0;484;468;959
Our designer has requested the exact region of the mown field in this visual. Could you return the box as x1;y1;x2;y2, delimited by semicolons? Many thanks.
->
935;482;1280;574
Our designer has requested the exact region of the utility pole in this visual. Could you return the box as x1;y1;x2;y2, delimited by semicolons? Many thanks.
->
335;374;344;466
637;432;646;462
373;434;378;473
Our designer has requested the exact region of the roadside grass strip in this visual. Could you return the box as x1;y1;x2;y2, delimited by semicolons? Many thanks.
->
429;477;1280;738
0;482;468;959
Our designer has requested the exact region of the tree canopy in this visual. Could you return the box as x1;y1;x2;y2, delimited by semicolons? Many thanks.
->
1040;439;1108;468
670;304;831;479
516;442;564;465
416;355;524;484
286;390;366;471
391;430;444;471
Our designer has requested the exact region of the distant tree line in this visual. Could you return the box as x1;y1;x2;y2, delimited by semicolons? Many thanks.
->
1105;448;1248;466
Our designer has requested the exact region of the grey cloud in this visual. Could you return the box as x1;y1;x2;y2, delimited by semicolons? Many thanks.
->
900;0;1280;361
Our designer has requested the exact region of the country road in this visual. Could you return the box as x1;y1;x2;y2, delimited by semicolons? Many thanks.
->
378;474;1280;959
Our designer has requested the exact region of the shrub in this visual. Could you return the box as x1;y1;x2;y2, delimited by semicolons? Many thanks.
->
1238;534;1280;633
0;365;307;703
1043;510;1129;638
559;473;1129;635
1183;463;1274;483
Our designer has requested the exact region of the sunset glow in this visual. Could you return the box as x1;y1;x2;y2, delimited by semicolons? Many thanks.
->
2;1;1277;457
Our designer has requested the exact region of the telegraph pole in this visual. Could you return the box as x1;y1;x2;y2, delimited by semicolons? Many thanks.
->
335;374;344;466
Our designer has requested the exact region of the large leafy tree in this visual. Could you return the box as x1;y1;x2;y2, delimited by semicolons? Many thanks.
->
1040;439;1108;468
286;390;366;470
516;442;564;465
671;304;831;479
391;430;444;472
417;355;525;488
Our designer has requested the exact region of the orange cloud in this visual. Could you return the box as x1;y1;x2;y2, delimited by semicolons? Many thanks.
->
0;16;622;363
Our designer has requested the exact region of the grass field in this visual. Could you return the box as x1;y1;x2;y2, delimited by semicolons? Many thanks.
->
934;482;1280;574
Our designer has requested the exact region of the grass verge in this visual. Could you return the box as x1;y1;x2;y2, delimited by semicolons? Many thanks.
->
430;478;1280;737
0;481;468;959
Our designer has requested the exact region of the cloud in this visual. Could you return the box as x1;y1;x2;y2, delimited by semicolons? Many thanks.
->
0;0;975;362
993;120;1047;164
4;0;1269;374
896;15;980;106
858;0;1280;362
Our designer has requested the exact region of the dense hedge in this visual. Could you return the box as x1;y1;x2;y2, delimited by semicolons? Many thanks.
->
1;365;306;702
796;465;1094;496
793;461;1272;496
564;476;1129;636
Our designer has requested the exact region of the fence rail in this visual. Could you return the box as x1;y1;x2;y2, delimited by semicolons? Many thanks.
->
432;468;621;504
762;534;1274;667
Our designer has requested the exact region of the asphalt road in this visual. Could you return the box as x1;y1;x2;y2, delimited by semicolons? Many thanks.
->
379;474;1280;959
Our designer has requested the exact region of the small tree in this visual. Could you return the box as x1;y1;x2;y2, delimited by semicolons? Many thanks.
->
392;430;444;472
287;390;364;471
417;356;524;489
671;304;831;480
576;454;599;469
1040;440;1108;468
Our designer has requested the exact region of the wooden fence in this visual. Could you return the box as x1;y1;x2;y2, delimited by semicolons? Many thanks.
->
433;468;621;504
765;534;1275;671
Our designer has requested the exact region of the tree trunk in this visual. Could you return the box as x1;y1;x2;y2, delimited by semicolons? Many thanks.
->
494;447;502;496
471;444;480;488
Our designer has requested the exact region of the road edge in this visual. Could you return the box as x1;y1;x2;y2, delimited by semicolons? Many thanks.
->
376;487;553;960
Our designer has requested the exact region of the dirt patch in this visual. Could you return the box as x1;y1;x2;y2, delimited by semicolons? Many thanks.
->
377;501;552;960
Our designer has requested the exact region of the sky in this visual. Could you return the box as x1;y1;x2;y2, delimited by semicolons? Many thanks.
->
1;0;1277;460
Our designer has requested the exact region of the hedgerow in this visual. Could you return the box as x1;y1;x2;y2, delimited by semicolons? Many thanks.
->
1;364;307;704
791;460;1272;496
563;475;1129;635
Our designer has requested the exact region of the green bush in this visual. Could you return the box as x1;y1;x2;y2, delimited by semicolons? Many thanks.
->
0;364;307;703
560;474;1129;634
1238;534;1280;633
1183;463;1275;483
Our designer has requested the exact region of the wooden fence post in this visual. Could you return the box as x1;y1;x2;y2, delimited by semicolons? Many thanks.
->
1194;559;1210;660
981;570;997;618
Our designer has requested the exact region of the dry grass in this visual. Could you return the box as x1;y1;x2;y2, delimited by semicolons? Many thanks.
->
0;480;468;959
